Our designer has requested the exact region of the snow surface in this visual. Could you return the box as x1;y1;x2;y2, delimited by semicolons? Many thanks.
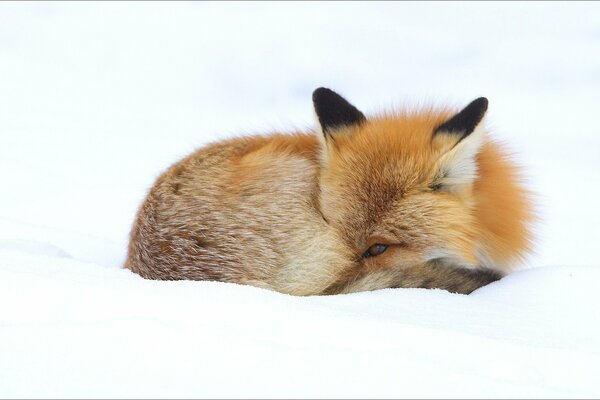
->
1;2;600;398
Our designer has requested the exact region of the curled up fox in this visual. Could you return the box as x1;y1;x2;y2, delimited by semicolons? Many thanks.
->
126;88;533;295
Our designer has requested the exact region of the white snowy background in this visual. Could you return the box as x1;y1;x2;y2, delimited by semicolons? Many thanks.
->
1;2;600;398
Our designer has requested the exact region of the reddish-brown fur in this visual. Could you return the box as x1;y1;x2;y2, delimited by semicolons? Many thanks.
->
125;92;534;295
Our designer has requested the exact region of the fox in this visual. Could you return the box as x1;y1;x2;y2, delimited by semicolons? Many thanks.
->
125;88;533;295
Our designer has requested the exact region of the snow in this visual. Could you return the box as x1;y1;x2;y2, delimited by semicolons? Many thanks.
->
1;2;600;397
2;254;600;398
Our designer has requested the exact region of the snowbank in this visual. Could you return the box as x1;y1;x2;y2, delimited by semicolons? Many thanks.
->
1;243;599;398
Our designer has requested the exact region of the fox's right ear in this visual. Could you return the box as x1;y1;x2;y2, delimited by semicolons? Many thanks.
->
432;97;489;190
312;87;366;142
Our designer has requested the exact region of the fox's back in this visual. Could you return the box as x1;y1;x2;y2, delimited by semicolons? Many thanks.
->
125;133;356;295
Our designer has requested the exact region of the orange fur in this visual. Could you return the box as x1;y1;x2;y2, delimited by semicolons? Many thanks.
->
125;92;534;295
474;141;534;267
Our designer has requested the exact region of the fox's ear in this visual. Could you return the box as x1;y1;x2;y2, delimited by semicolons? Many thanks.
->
313;87;366;140
432;97;488;190
434;97;488;140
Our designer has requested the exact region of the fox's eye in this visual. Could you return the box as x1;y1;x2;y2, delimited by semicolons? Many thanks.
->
429;182;443;191
363;244;388;258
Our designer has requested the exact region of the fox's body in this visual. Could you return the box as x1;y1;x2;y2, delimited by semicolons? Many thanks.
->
126;89;533;295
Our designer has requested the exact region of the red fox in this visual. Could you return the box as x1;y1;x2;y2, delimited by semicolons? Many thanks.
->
125;88;533;295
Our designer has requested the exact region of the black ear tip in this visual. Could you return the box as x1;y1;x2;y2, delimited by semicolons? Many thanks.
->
312;87;366;133
312;87;335;103
434;96;489;136
472;97;489;112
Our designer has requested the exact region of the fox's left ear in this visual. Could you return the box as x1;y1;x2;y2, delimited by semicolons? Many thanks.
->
432;97;488;190
313;87;366;141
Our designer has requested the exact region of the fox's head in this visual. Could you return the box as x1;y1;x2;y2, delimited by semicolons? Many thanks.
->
313;88;533;278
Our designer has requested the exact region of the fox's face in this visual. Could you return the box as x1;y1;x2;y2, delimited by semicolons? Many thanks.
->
313;88;529;277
